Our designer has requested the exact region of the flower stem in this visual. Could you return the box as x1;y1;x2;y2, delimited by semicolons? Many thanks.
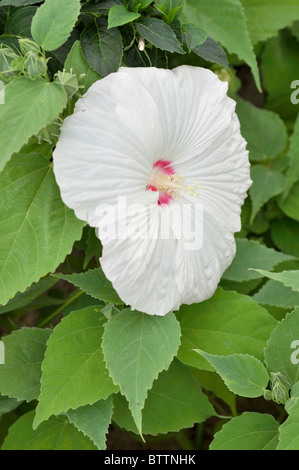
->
37;290;84;328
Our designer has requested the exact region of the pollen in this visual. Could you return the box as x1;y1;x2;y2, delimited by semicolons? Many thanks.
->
148;173;201;199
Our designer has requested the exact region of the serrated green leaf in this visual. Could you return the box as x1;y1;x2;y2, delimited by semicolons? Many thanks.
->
155;0;186;21
176;288;276;371
265;307;299;386
54;268;123;305
183;0;261;91
0;0;43;5
81;17;122;77
261;31;299;124
251;269;299;293
108;5;140;29
222;238;294;282
0;276;58;315
5;6;37;38
102;309;181;435
64;40;101;92
211;412;279;450
2;411;97;450
34;307;118;429
0;395;23;416
236;97;287;162
271;218;299;257
0;153;85;306
67;397;113;450
241;0;299;45
254;280;299;309
283;115;299;200
113;359;214;436
278;382;299;449
136;17;185;53
195;351;269;397
183;23;207;51
193;36;229;68
0;328;51;402
278;182;299;223
0;77;67;171
249;165;285;222
31;0;81;51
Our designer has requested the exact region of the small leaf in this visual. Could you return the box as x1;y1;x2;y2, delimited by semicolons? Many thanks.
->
195;350;269;397
54;268;123;305
265;307;299;387
0;328;51;402
31;0;81;51
222;238;294;283
193;36;229;68
81;17;122;77
250;269;299;293
249;165;285;222
64;40;101;92
2;411;97;450
34;307;118;429
176;288;276;372
236;97;288;162
271;218;299;258
278;182;299;223
0;396;23;416
113;359;214;436
254;280;299;309
67;397;113;450
136;17;185;54
211;412;279;450
108;5;140;29
183;23;207;51
0;77;67;171
102;309;181;435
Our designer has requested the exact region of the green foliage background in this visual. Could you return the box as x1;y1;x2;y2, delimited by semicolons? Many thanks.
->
0;0;299;450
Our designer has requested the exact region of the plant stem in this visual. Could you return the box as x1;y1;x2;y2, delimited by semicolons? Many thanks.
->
175;430;195;450
37;290;84;328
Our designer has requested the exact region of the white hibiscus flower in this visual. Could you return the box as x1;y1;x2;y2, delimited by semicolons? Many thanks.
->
53;65;252;316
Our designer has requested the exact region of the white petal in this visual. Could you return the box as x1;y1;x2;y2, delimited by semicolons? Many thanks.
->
99;196;235;316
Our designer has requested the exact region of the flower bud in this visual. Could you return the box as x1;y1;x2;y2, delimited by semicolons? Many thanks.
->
55;70;78;98
18;38;41;56
25;52;48;79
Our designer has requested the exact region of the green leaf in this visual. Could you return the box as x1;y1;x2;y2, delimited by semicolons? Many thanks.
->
195;351;269;397
0;396;23;416
278;182;299;223
283;115;299;200
0;0;43;5
5;6;37;38
154;0;186;21
133;0;152;10
241;0;299;45
222;238;294;282
0;77;67;171
183;0;261;91
251;269;299;293
67;397;113;450
31;0;81;51
193;36;229;68
271;218;299;258
176;288;277;371
265;307;299;386
64;40;101;92
108;5;140;29
236;97;287;162
278;382;299;450
81;17;122;77
135;17;185;54
191;369;236;414
261;31;299;123
211;412;279;450
34;307;118;429
102;309;181;435
183;23;207;51
2;411;97;450
0;276;58;315
0;153;85;306
0;328;51;402
113;359;214;436
254;280;299;309
54;268;123;305
249;165;285;223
